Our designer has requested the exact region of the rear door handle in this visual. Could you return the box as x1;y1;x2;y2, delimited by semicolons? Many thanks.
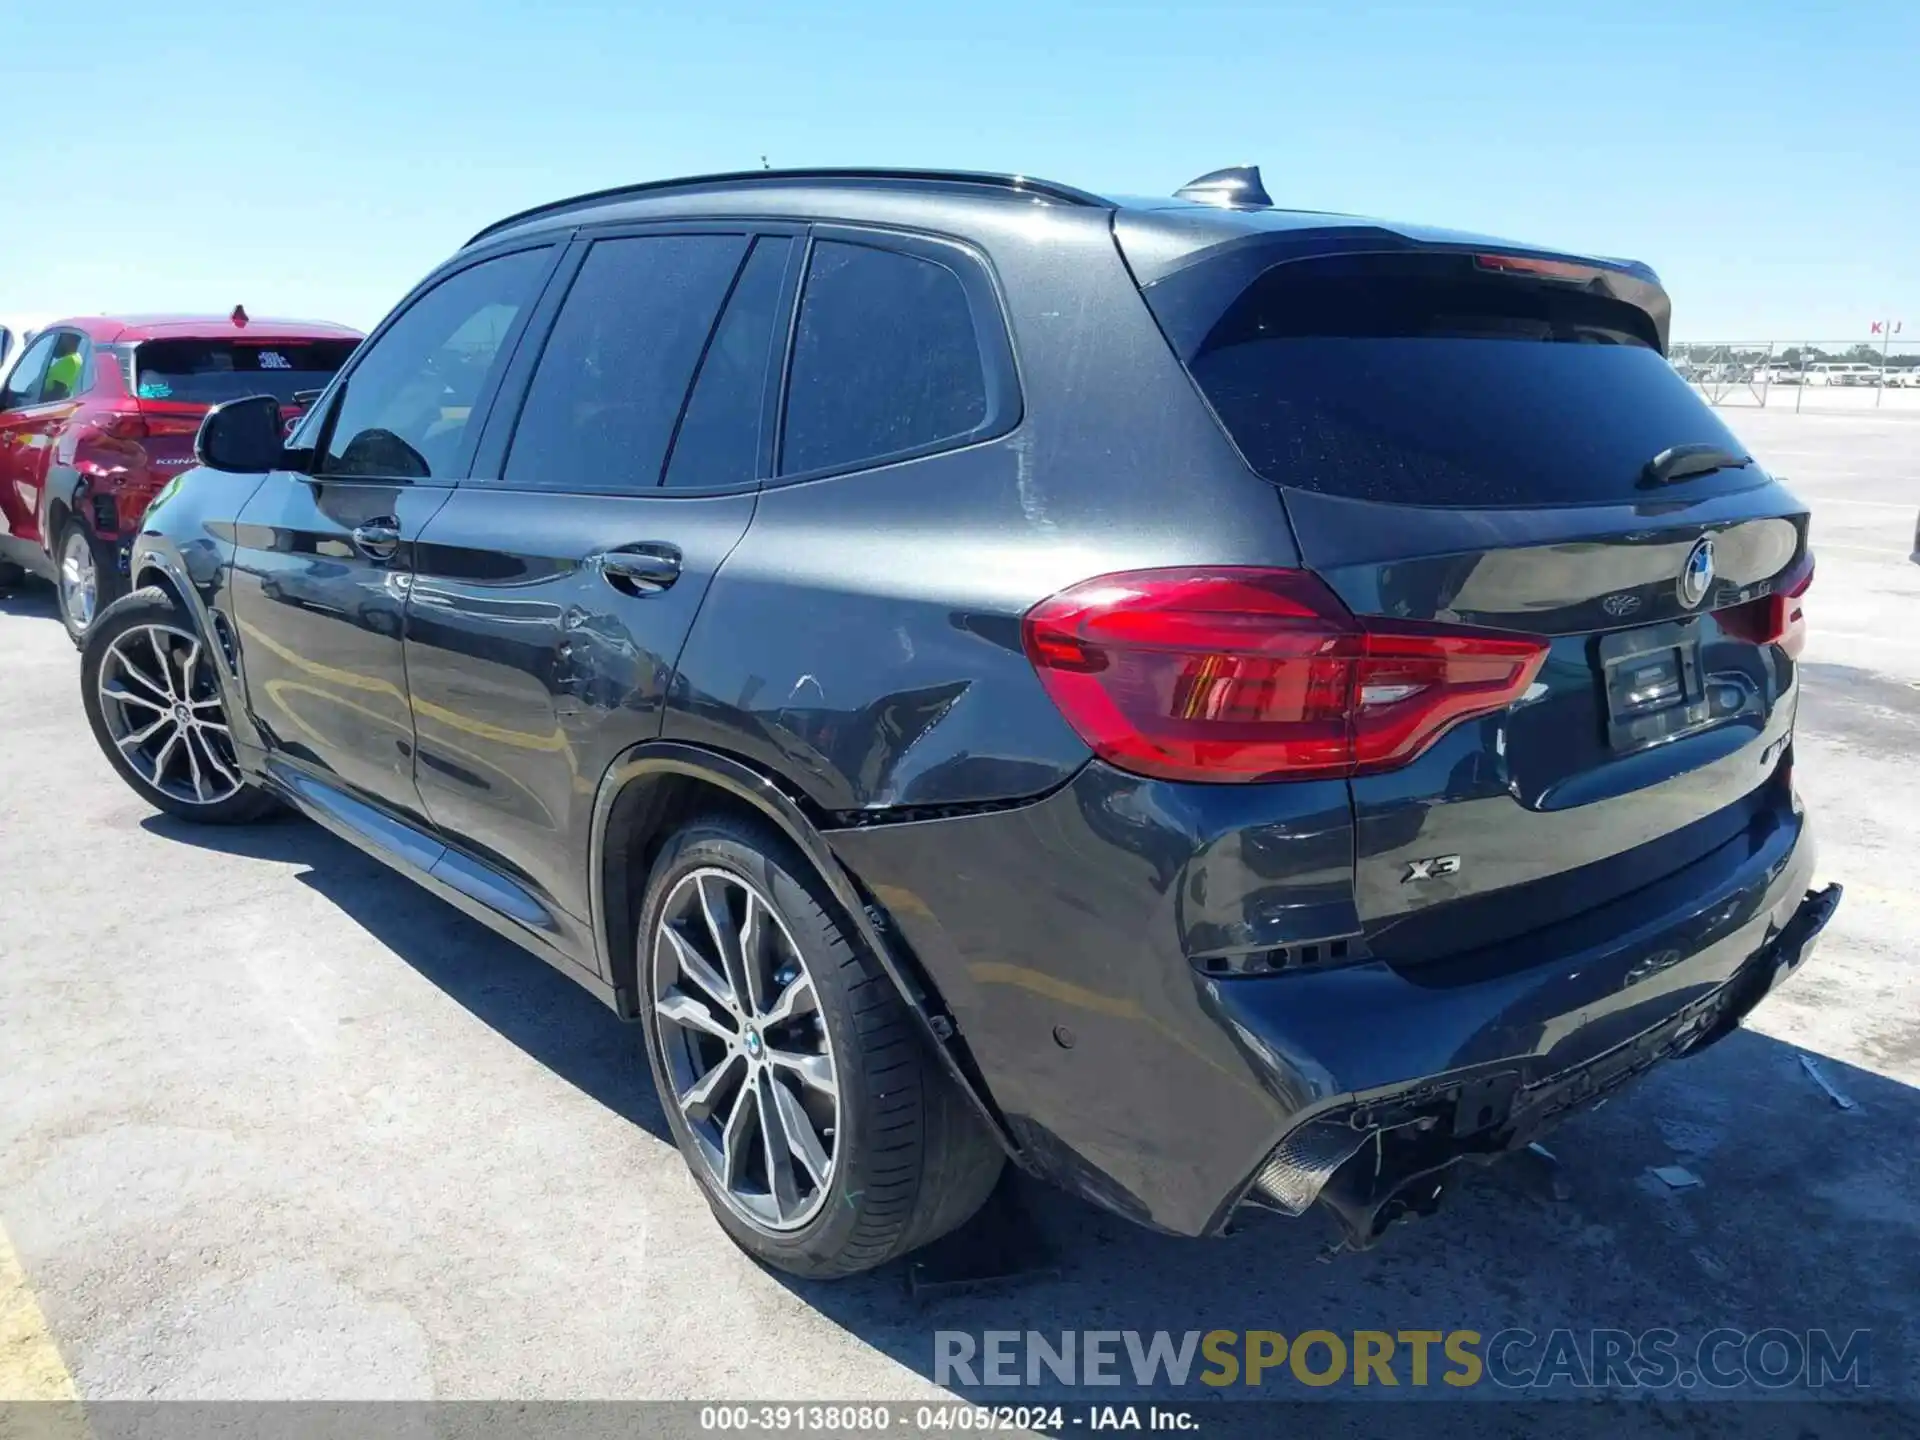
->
351;518;401;559
598;545;681;595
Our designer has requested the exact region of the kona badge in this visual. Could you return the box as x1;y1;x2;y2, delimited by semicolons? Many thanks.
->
1678;538;1716;609
1404;855;1463;883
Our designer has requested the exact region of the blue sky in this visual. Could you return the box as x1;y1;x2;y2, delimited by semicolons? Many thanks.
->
2;0;1913;342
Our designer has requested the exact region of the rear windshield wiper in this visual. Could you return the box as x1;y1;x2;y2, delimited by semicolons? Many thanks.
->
1642;443;1752;487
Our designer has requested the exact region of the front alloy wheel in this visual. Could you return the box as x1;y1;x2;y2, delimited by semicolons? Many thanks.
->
79;586;277;824
96;622;243;807
653;867;840;1232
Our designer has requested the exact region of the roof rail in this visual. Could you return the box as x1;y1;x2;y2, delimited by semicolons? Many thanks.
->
466;168;1108;246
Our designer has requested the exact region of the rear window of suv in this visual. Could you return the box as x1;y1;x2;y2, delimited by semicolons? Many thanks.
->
1176;254;1754;508
128;339;358;406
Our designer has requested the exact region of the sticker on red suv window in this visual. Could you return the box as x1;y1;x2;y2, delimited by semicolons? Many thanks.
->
258;351;292;370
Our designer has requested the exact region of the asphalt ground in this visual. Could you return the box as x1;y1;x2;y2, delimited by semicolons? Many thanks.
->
1;407;1916;1418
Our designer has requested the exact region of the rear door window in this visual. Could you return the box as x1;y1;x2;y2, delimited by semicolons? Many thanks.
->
503;233;750;493
780;239;988;476
1178;254;1754;508
131;339;357;406
664;237;791;490
323;247;550;480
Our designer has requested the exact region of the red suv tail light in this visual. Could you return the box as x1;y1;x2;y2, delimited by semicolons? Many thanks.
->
1022;567;1548;783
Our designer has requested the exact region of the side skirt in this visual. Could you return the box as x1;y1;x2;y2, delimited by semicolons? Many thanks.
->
260;760;621;1013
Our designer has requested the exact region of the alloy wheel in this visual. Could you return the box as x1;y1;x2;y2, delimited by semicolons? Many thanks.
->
59;529;98;633
95;623;244;806
652;867;840;1232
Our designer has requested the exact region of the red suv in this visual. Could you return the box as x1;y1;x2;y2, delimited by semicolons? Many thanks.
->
0;311;361;643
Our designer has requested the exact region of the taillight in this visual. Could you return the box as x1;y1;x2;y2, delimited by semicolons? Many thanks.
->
1021;567;1548;783
1719;553;1813;658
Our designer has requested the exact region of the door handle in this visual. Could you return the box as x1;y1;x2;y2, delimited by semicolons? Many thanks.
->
598;545;681;595
351;519;401;559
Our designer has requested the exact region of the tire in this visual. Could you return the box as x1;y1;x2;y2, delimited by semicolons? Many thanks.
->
55;518;125;649
80;586;278;824
637;812;1004;1278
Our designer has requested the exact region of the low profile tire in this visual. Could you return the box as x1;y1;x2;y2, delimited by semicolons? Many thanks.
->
637;812;1004;1278
80;586;277;824
55;518;125;649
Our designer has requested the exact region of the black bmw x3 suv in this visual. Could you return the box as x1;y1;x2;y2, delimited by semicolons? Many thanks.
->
81;164;1839;1277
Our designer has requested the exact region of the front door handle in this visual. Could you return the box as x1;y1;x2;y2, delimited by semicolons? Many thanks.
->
598;545;681;595
351;518;401;560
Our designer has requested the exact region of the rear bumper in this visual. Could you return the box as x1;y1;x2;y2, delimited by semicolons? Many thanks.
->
830;759;1827;1238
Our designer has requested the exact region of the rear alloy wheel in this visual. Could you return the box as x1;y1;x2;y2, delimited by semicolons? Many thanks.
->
638;814;1004;1277
654;866;841;1232
55;519;124;648
80;587;277;823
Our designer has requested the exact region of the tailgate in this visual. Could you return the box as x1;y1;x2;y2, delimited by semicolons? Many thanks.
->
1133;241;1813;959
1289;485;1807;959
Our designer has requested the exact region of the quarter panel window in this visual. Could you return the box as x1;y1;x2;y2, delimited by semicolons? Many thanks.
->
504;234;749;493
780;240;988;476
323;248;549;480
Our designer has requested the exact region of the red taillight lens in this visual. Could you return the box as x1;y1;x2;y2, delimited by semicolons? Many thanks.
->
1022;568;1548;783
1719;552;1813;658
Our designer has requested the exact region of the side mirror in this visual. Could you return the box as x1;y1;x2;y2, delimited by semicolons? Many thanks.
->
0;327;13;374
195;394;287;473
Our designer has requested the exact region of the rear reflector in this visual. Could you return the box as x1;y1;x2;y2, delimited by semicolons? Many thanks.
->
1022;567;1548;783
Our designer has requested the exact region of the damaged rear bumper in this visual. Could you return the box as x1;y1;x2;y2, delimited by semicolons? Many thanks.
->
829;760;1829;1240
1245;879;1841;1246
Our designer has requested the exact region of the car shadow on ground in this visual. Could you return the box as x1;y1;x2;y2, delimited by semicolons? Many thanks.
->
139;810;673;1143
768;1029;1920;1413
141;812;1919;1411
775;1027;1919;1406
0;578;56;618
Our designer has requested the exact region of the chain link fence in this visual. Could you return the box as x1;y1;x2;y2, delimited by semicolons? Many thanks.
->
1669;340;1920;410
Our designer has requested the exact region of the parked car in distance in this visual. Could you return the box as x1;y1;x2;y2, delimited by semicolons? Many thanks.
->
1753;363;1801;385
1804;362;1877;387
79;165;1839;1277
0;310;361;642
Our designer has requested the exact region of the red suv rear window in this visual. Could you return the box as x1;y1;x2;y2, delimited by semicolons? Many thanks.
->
127;339;357;406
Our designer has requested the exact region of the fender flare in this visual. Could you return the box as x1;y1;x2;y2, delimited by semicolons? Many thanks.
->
128;538;267;757
588;739;1021;1162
